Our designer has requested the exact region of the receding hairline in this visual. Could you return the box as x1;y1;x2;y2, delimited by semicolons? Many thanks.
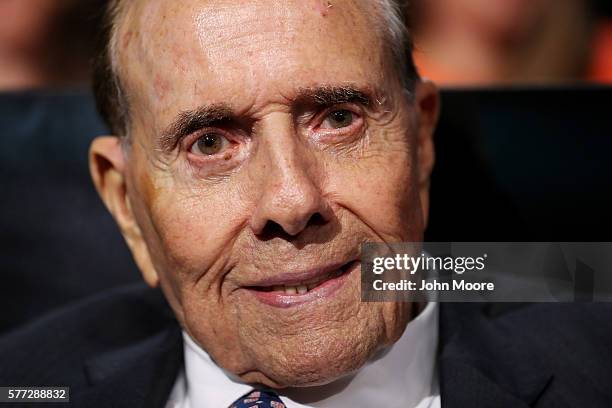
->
109;0;411;75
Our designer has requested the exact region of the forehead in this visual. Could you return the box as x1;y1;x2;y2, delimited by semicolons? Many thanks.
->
116;0;388;130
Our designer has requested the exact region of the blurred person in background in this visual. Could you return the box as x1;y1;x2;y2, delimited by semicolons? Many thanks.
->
0;0;106;90
412;0;612;85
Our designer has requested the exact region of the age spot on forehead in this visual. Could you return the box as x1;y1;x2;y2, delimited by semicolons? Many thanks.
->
312;0;334;17
154;73;171;99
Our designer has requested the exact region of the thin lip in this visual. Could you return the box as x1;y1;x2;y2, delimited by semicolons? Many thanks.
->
243;261;351;288
245;261;359;308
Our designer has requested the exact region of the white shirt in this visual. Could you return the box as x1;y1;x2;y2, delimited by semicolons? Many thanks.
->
166;302;440;408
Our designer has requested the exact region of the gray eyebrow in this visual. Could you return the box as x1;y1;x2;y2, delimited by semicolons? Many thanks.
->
295;86;372;107
158;104;234;153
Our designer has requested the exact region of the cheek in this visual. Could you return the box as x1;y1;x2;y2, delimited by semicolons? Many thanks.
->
327;137;421;242
130;160;249;296
140;185;256;367
148;189;243;282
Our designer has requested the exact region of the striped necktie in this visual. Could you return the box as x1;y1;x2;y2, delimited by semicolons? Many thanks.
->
229;390;286;408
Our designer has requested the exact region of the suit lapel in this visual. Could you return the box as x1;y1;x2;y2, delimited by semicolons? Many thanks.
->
438;303;554;408
75;325;183;408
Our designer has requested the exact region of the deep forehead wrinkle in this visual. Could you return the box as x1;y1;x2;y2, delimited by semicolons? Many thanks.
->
194;2;301;53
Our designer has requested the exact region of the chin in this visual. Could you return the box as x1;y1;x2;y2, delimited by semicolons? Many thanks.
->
230;302;411;389
243;331;381;389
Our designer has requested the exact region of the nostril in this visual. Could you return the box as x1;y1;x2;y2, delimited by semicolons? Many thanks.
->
307;212;327;227
256;212;328;241
258;220;293;241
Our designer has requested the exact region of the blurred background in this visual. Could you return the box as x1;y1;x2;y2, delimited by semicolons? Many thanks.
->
0;0;610;335
412;0;612;86
0;0;106;90
0;0;611;91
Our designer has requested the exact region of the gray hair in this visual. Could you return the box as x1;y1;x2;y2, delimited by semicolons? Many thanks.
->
372;0;419;90
93;0;419;138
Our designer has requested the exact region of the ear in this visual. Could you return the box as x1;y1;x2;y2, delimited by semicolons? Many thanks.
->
413;80;440;229
89;136;160;287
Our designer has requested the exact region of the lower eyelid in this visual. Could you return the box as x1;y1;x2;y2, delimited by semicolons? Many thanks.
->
189;146;233;160
312;122;365;147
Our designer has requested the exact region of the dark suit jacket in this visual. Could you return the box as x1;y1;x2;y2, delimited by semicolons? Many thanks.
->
1;284;611;407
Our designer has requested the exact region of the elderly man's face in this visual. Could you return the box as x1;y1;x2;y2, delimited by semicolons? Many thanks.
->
91;0;438;388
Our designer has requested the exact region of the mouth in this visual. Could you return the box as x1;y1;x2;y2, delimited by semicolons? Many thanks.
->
243;260;358;308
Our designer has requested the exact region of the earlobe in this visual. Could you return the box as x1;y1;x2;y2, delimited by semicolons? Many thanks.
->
89;136;160;288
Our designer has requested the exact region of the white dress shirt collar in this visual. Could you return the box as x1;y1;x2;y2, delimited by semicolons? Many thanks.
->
167;301;439;408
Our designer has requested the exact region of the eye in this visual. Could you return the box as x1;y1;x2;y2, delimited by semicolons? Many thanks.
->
321;109;355;129
190;133;231;156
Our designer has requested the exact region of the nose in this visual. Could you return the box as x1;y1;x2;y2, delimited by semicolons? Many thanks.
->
249;116;332;238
